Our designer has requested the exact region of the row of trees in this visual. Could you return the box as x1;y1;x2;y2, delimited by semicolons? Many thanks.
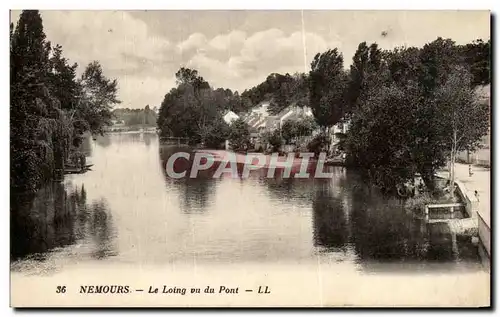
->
157;66;318;152
306;38;490;194
158;71;309;117
157;37;489;195
112;105;157;127
240;73;309;115
11;10;120;193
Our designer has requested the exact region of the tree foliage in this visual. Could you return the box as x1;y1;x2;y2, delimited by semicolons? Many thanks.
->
309;49;349;130
228;118;250;152
281;117;316;144
343;37;490;194
157;68;230;146
240;72;309;115
113;106;157;127
435;66;490;190
10;10;120;193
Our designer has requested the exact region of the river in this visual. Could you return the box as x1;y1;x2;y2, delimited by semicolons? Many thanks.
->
10;132;490;306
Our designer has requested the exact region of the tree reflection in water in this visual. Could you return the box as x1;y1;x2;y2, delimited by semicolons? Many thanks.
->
259;166;481;267
312;185;349;251
94;134;112;148
159;146;218;214
11;182;116;262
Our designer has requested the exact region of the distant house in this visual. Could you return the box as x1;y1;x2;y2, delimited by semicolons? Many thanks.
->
276;104;313;127
250;104;315;133
111;119;125;126
243;102;272;132
223;110;239;125
329;120;350;151
243;102;317;138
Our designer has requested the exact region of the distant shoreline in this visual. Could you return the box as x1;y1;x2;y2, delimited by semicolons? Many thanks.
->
105;129;157;134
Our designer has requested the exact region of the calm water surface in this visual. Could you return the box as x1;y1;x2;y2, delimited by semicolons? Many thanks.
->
11;133;484;274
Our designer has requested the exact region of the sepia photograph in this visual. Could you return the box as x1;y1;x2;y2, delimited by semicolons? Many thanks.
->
9;9;491;307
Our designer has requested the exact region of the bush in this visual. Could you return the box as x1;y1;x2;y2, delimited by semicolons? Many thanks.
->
307;133;329;156
228;118;250;152
267;130;282;152
404;193;435;213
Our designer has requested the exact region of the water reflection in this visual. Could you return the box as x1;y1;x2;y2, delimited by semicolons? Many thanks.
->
143;132;154;147
11;134;483;273
94;134;111;148
80;134;93;157
312;187;349;251
11;182;116;262
159;146;219;213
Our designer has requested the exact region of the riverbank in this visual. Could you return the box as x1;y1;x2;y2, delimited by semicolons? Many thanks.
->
437;163;490;257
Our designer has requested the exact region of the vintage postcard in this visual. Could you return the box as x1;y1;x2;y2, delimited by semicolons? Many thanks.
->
10;9;491;307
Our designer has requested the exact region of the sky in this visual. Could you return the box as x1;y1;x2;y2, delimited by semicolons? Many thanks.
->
10;10;491;109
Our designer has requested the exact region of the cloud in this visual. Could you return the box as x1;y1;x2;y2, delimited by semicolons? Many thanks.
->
208;30;247;52
176;33;208;55
40;11;173;73
185;28;332;91
11;11;178;108
10;11;489;108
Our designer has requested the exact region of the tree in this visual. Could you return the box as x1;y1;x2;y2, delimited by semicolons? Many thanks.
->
309;49;348;132
435;66;490;192
203;118;230;149
281;118;316;144
158;68;233;145
10;10;54;191
346;42;384;114
11;10;121;193
459;39;491;87
343;38;490;194
78;61;121;135
175;67;209;90
281;120;298;144
418;37;461;96
263;129;283;152
48;44;79;111
345;82;423;193
228;118;250;152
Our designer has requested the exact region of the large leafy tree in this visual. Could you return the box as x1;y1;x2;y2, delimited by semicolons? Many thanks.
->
346;42;384;115
11;10;120;192
459;39;491;87
10;10;54;191
281;118;316;144
228;118;250;152
345;81;422;193
77;61;121;135
435;66;490;191
309;48;348;131
344;37;490;194
157;68;229;146
48;44;79;111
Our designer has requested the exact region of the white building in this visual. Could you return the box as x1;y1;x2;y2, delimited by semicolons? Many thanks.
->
223;110;239;125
